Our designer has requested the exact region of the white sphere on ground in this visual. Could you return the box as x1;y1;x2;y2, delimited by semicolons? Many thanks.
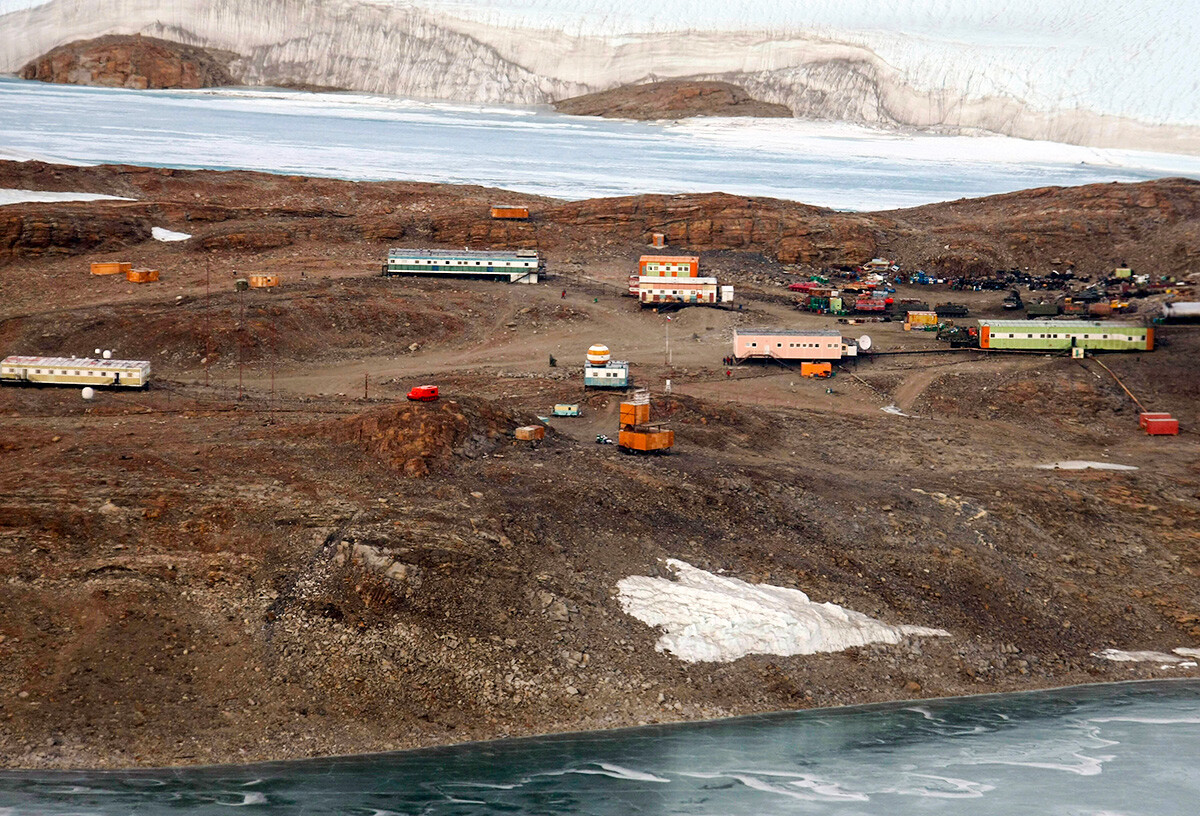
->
94;348;101;355
587;344;611;364
102;350;113;359
81;387;95;400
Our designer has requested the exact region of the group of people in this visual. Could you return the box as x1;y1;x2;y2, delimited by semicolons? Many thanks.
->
721;355;737;366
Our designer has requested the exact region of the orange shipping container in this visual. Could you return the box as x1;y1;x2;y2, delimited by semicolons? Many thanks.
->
618;429;674;452
619;402;651;427
91;262;131;276
491;205;529;219
248;274;280;288
800;362;832;378
126;268;159;283
514;425;546;441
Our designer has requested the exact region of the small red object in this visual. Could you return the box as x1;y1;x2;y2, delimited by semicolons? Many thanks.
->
407;385;439;402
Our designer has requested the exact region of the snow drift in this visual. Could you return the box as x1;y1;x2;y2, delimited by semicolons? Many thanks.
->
617;559;948;663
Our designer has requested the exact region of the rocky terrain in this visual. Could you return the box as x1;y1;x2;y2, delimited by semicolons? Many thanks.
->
0;161;1198;770
553;80;793;120
3;162;1199;278
18;34;237;90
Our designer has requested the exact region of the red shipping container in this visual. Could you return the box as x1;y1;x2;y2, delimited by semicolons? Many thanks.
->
1139;412;1173;428
1145;417;1179;435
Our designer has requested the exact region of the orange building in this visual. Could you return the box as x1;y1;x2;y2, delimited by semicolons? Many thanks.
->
638;255;699;277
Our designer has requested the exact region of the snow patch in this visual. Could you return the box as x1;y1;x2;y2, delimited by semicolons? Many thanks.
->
0;188;132;206
617;559;948;663
1094;649;1197;668
881;404;910;417
1035;461;1138;471
152;226;192;242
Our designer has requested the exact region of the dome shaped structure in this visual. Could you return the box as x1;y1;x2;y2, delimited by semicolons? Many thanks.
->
586;344;611;365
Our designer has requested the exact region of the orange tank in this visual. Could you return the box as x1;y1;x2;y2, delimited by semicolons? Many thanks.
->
126;268;159;283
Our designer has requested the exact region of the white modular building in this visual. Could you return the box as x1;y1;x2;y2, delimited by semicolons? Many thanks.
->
636;276;733;306
1;356;151;388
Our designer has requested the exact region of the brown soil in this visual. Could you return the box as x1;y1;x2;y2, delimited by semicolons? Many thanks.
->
554;80;793;120
1;162;1199;771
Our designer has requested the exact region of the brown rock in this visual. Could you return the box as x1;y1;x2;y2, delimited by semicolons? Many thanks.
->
554;80;793;120
19;34;238;90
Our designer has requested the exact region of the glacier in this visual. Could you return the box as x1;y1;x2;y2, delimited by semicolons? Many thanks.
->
5;79;1199;211
1;0;1198;153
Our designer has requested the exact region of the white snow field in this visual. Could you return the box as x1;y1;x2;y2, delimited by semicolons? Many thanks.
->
1;1;1198;152
617;559;948;663
1035;461;1139;471
0;188;131;205
4;79;1199;211
151;226;191;241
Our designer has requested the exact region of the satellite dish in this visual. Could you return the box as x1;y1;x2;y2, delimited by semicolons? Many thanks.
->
858;335;873;351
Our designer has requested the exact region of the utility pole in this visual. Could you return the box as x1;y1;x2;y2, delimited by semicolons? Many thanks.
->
237;284;245;401
204;256;211;387
364;372;369;401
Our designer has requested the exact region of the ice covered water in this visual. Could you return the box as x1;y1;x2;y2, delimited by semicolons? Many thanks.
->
2;680;1198;814
2;79;1199;211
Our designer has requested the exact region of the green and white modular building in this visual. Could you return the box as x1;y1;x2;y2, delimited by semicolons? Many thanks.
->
384;249;542;283
978;320;1153;352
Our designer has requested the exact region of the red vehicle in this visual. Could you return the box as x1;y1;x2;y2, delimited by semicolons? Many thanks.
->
407;385;439;402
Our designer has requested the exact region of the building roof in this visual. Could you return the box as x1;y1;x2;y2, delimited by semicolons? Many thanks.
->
734;328;842;337
388;249;539;260
3;356;150;368
977;320;1143;330
639;255;699;263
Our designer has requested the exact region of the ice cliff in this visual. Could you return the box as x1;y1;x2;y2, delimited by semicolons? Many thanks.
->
1;0;1197;153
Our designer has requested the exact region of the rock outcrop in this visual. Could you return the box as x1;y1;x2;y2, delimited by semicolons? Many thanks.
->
553;80;793;120
19;34;237;90
1;160;1198;278
0;203;153;261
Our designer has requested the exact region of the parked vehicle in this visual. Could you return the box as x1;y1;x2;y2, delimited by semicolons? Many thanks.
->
407;385;440;401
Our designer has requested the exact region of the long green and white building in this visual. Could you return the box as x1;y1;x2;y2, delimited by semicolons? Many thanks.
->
384;249;542;283
978;320;1153;351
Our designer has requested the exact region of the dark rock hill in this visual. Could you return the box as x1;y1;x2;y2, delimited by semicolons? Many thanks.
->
19;34;238;90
